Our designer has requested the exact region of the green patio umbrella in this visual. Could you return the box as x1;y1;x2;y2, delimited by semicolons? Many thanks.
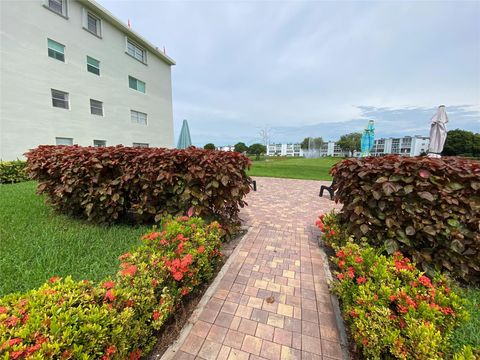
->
177;119;192;149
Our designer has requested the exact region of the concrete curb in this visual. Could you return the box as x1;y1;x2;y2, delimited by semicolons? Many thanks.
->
159;226;252;360
317;235;351;360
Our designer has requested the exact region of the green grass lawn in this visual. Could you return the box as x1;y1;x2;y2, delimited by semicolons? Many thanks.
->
247;156;341;181
0;182;149;296
451;286;480;354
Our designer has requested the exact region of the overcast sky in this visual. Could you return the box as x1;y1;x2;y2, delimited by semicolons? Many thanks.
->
99;0;479;146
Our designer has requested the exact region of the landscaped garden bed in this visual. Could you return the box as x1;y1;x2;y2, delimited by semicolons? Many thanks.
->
0;146;252;358
316;155;479;359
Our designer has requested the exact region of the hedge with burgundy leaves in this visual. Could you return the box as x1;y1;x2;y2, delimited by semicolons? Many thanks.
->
332;155;480;283
0;216;222;359
25;146;252;228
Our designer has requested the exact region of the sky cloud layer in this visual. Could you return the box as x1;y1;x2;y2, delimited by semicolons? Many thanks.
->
99;0;479;145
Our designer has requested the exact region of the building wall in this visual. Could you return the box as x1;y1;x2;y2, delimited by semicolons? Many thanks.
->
267;143;303;156
0;0;174;160
371;136;429;157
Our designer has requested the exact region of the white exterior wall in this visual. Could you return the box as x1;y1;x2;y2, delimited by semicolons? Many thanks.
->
371;136;430;157
0;0;174;160
266;143;303;156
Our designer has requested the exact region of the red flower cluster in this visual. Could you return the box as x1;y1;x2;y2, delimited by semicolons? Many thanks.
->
152;310;161;321
102;345;117;360
103;281;115;289
104;290;116;302
143;232;161;241
393;252;415;272
120;263;138;277
165;254;193;281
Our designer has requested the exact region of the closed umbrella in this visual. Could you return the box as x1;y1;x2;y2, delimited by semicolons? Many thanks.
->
427;105;448;158
177;119;192;149
360;120;375;157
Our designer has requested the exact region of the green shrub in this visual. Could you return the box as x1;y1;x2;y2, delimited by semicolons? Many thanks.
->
25;146;252;229
0;216;222;359
332;155;480;283
332;242;469;359
0;161;28;184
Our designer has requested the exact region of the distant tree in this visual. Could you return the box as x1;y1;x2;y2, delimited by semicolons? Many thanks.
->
248;143;267;160
203;143;215;150
442;129;480;157
300;137;324;150
337;133;362;154
234;142;248;153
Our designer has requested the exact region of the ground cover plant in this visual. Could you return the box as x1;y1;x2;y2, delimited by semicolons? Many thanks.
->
332;155;480;283
317;212;479;359
247;156;341;180
0;216;222;358
0;181;148;296
0;160;28;184
26;146;251;229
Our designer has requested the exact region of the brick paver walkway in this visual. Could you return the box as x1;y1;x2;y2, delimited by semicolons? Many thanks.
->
167;177;344;360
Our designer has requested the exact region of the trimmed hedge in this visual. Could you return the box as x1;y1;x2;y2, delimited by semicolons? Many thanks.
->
0;216;222;359
332;155;480;283
0;161;28;184
25;146;252;228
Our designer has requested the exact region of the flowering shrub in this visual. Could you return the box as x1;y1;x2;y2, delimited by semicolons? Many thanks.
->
0;216;222;359
332;243;469;359
25;146;251;229
315;211;349;248
332;155;480;283
0;161;28;184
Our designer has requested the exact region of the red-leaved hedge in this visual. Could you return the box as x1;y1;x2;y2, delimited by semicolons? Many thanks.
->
332;155;480;283
25;146;252;228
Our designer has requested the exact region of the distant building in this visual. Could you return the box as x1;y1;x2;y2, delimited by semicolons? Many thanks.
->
371;136;429;157
319;141;349;157
216;145;235;152
267;143;303;156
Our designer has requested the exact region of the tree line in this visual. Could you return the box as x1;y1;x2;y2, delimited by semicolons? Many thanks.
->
203;129;479;157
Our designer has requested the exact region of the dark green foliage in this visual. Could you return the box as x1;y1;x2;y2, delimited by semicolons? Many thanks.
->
333;155;480;283
443;129;480;157
233;142;248;153
0;160;28;184
247;143;267;160
337;132;362;153
203;143;216;150
25;146;251;229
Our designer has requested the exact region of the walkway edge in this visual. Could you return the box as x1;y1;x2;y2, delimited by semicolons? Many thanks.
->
318;236;351;360
159;226;252;360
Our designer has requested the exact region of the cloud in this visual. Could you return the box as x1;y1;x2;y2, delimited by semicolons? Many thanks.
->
98;0;480;146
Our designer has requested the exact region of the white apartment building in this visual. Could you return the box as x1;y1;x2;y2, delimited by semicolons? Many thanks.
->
0;0;175;160
216;145;235;152
267;143;303;157
371;136;429;157
319;141;349;157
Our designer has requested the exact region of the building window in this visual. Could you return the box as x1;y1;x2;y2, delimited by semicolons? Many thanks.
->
83;10;102;37
128;76;146;93
45;0;67;17
90;99;103;116
56;137;73;145
126;38;147;63
133;143;149;148
86;56;100;75
51;89;69;109
131;110;147;125
48;39;65;62
93;140;106;147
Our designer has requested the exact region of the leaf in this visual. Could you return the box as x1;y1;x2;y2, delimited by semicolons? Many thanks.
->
423;226;436;236
405;226;416;236
154;213;162;222
112;193;120;201
404;185;414;194
384;239;398;254
382;182;397;196
450;240;465;254
418;191;435;202
418;169;431;178
447;182;464;191
376;176;389;183
372;190;382;200
360;224;369;234
447;218;460;227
